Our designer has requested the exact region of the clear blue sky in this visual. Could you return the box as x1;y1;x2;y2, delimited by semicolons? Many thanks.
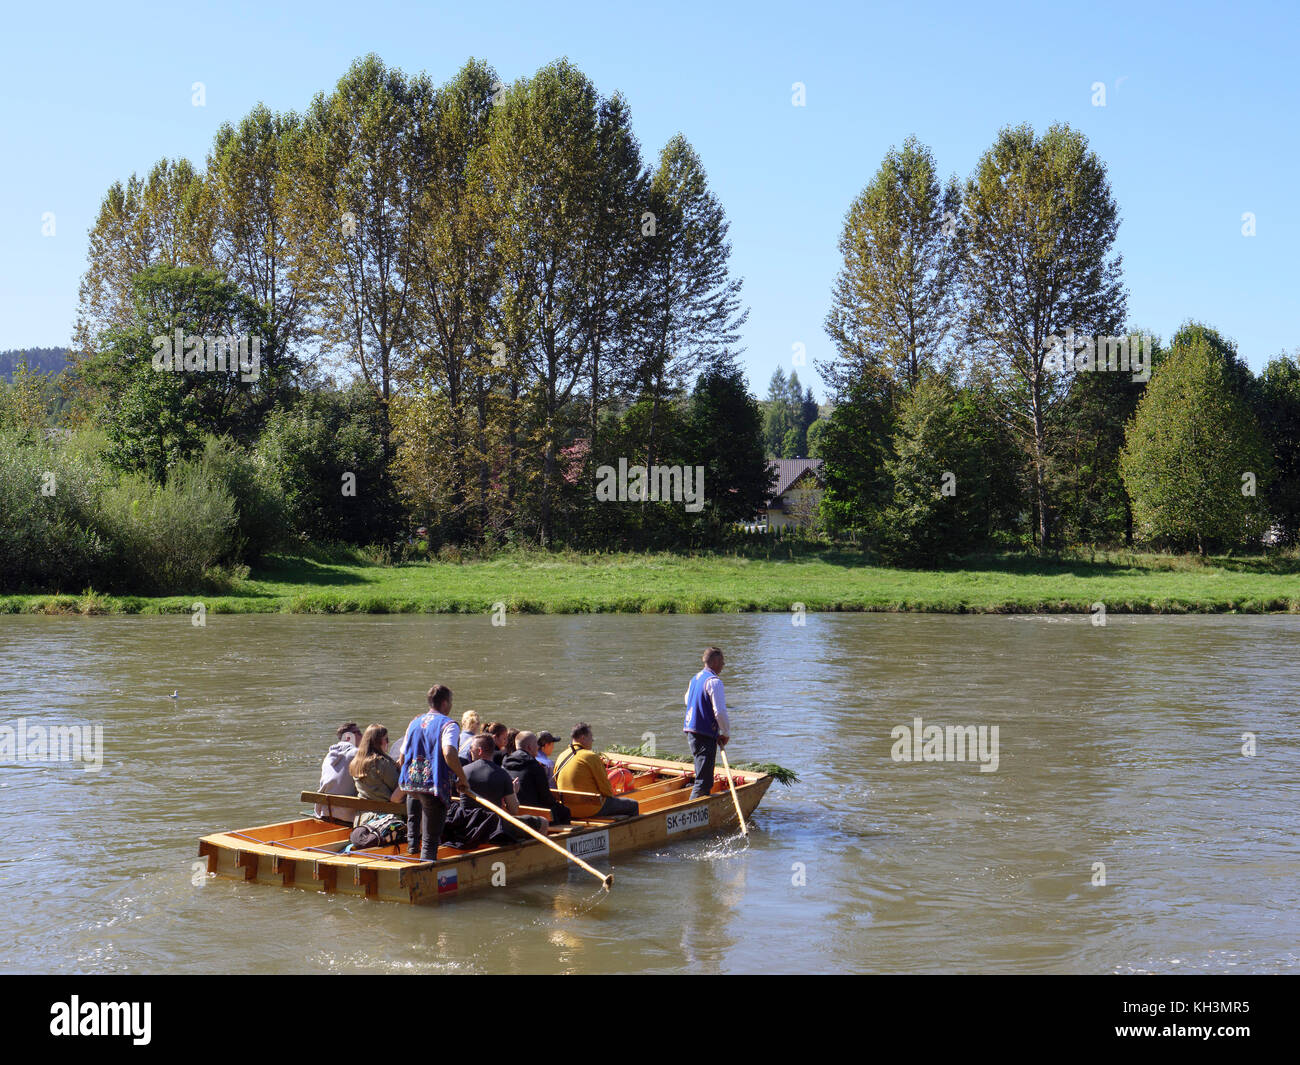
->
3;0;1297;398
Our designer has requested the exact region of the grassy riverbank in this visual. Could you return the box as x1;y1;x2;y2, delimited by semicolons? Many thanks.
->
4;548;1300;615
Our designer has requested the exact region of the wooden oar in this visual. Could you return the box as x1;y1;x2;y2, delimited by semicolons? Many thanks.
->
473;794;613;890
718;746;748;837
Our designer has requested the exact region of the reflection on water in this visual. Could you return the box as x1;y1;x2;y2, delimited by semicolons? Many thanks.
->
1;613;1297;974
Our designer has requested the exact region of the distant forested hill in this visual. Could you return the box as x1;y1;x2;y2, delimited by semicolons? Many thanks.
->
0;347;69;380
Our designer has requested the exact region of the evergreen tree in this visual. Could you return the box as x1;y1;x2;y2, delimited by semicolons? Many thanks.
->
1056;340;1154;545
816;374;894;536
762;366;792;456
1253;352;1300;544
636;133;748;474
688;368;773;525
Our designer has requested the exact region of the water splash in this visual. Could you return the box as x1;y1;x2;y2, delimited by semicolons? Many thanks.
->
687;828;752;862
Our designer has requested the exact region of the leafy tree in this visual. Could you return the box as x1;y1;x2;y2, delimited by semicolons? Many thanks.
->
194;436;288;562
104;355;204;483
823;136;959;394
74;158;214;401
879;374;987;564
1120;334;1270;553
76;175;151;352
959;123;1127;547
97;265;270;481
581;93;647;458
584;394;692;549
1168;321;1252;400
0;362;56;439
259;382;398;545
399;59;502;543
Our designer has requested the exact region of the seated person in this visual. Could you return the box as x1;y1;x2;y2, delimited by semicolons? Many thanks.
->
457;710;482;761
349;723;401;827
315;722;362;823
440;798;509;850
503;731;571;825
482;721;509;765
536;731;558;785
465;735;549;840
553;722;639;820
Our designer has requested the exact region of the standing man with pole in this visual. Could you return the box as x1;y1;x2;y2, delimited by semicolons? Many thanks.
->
397;685;471;860
684;646;730;799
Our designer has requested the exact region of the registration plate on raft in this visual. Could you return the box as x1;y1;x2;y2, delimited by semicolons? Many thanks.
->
665;807;709;835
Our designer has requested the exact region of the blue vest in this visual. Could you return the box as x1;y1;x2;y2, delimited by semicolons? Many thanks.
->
683;668;719;736
400;711;459;802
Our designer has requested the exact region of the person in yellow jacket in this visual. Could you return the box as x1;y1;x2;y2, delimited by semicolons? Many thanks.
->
553;722;639;819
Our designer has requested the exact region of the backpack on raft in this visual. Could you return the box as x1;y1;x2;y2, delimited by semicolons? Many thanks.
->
348;813;406;849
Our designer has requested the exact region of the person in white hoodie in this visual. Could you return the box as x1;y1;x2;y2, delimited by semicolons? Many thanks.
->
315;722;362;822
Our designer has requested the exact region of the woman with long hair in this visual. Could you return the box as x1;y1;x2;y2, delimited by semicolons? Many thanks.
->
350;724;400;811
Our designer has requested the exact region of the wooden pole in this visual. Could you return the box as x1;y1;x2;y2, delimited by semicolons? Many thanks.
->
719;746;748;837
474;794;613;890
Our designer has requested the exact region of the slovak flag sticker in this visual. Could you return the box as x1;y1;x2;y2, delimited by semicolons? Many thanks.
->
437;869;458;894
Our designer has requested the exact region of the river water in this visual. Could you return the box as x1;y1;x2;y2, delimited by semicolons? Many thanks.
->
1;612;1296;974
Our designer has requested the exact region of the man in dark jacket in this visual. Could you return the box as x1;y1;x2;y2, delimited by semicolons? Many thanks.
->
503;731;571;825
465;735;548;841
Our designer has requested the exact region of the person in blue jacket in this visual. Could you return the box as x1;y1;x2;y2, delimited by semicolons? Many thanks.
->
683;646;731;799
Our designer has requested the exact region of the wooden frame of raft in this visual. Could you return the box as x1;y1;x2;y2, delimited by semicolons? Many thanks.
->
197;753;773;904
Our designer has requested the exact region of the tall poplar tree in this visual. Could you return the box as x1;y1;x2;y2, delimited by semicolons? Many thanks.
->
208;104;307;405
398;60;500;541
823;136;959;396
483;60;613;545
959;123;1126;547
283;55;421;460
